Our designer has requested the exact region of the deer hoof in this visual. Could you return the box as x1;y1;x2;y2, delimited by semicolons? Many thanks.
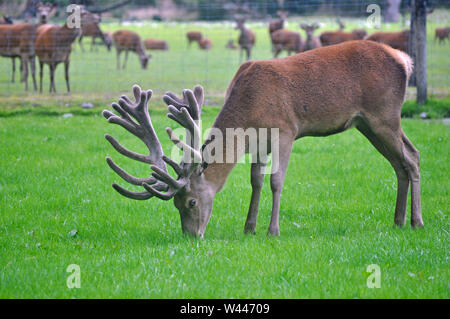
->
267;228;280;237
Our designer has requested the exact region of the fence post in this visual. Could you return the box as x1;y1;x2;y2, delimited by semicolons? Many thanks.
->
408;0;416;87
414;0;428;104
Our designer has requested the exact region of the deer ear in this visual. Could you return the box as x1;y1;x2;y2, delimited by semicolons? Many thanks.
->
300;23;307;30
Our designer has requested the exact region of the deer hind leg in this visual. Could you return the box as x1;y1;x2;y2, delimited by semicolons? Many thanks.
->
244;161;267;234
30;55;37;91
123;50;129;69
64;59;70;93
21;55;29;91
356;119;422;228
268;136;294;236
49;63;56;93
39;61;44;93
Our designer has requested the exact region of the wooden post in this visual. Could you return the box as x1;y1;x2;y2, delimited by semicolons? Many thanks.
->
414;0;428;104
408;0;416;87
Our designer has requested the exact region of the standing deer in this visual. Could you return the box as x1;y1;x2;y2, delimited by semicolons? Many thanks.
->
102;40;423;238
235;18;255;61
35;7;92;93
186;31;202;48
78;21;112;52
271;29;302;57
0;24;37;91
435;27;450;44
300;23;322;51
112;30;152;70
320;29;367;46
269;10;287;34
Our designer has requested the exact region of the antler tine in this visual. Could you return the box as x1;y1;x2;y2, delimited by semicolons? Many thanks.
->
103;84;175;200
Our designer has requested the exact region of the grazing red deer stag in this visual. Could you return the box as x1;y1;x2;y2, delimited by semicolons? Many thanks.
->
198;37;212;50
300;23;322;51
0;24;37;90
235;18;255;61
186;31;202;48
435;27;450;44
35;8;92;93
103;40;422;238
112;30;152;70
365;30;409;53
271;29;302;57
144;38;169;51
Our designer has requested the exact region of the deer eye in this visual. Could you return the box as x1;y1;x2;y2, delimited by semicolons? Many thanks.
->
189;199;196;208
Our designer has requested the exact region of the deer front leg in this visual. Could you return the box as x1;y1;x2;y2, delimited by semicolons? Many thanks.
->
11;57;15;83
123;50;129;69
64;59;70;93
268;138;293;236
244;162;266;234
116;49;121;70
30;55;37;91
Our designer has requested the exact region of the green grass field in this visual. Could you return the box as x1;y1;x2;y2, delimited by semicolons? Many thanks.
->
0;111;448;298
0;13;449;299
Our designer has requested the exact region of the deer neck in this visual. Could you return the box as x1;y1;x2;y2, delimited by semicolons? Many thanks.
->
61;23;81;43
136;41;146;58
202;106;247;194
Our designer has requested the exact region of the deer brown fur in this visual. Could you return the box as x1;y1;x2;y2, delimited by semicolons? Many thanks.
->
199;37;212;50
112;30;152;70
435;27;450;44
35;23;81;93
0;24;37;91
186;31;202;48
271;29;303;57
144;38;169;51
103;40;422;238
320;29;367;46
78;22;112;52
365;30;410;53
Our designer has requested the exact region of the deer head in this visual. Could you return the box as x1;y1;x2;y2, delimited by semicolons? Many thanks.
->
300;23;320;38
103;85;213;238
36;2;55;24
235;18;246;30
140;54;152;69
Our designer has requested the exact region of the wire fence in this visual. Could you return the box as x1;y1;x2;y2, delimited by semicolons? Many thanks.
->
0;1;448;103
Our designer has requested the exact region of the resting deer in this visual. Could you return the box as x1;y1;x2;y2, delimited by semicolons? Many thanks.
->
113;30;151;70
300;23;322;51
144;38;169;51
365;30;410;53
103;40;423;238
198;37;212;50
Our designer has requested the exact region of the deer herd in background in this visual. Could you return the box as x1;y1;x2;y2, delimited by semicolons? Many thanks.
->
0;4;449;93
